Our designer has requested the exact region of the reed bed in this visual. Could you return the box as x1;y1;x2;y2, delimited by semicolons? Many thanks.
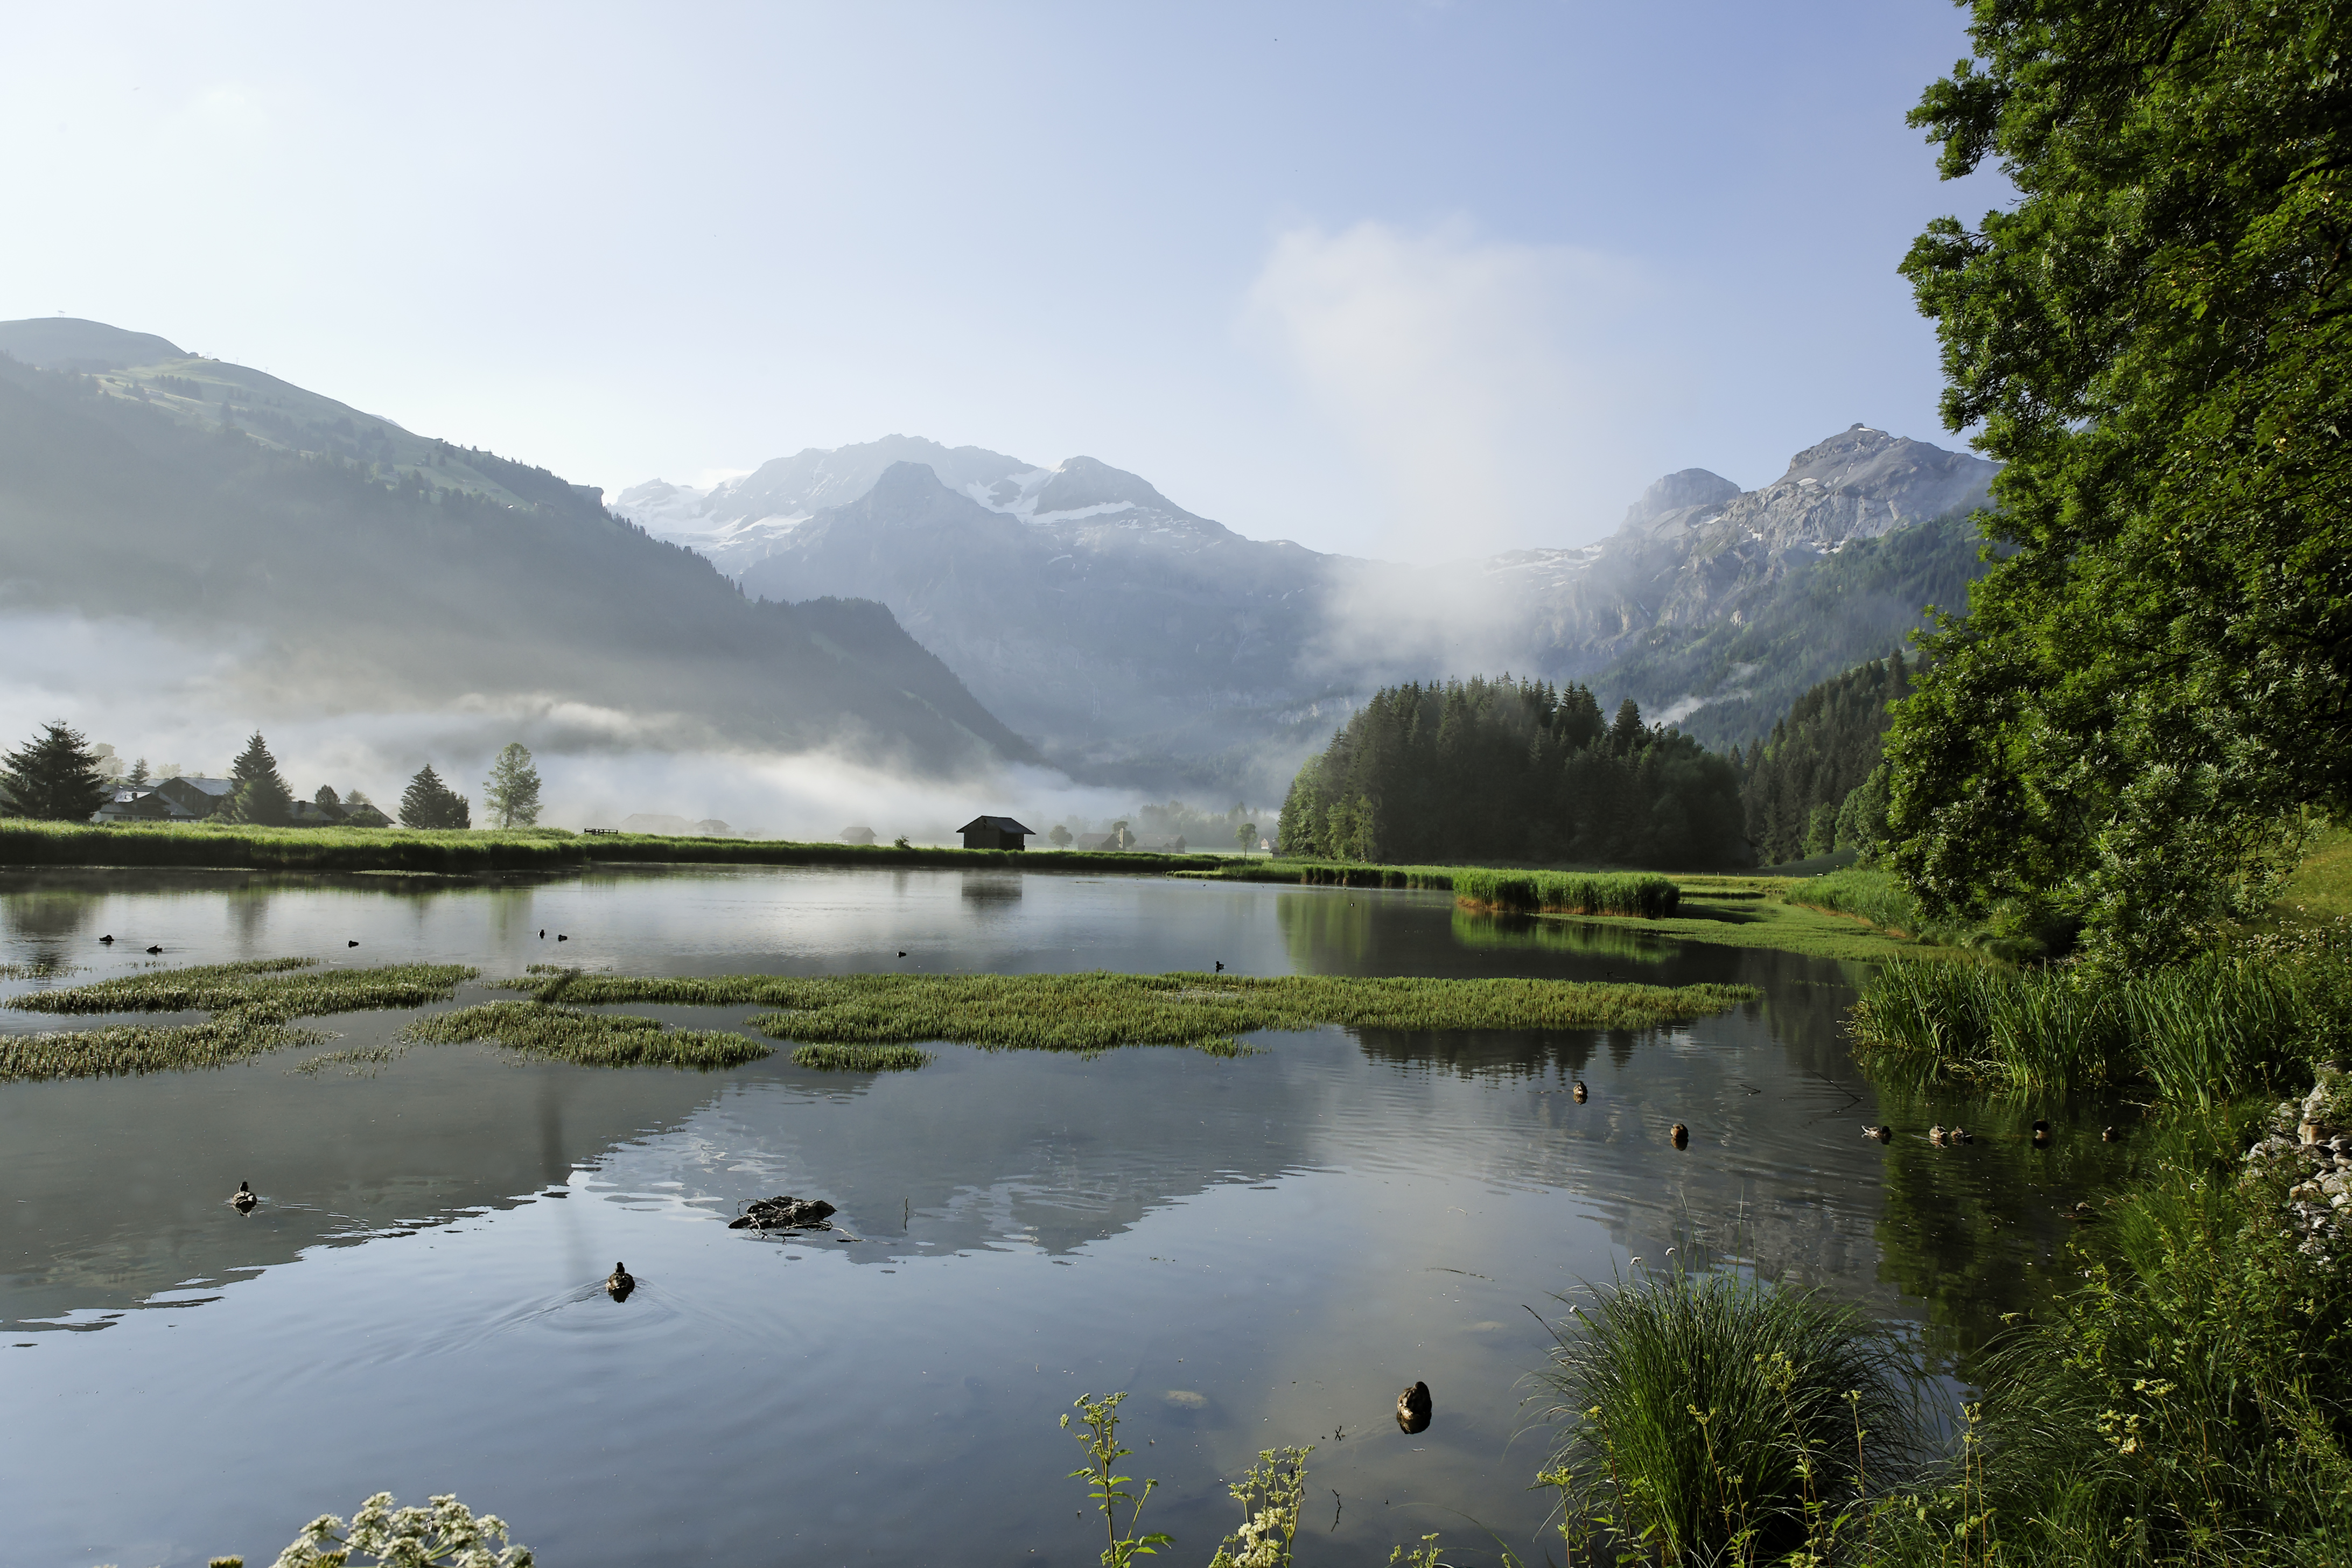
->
1539;1265;1925;1564
493;969;1755;1055
1850;947;2352;1103
403;1002;773;1068
0;1005;333;1081
0;818;1231;876
790;1041;934;1072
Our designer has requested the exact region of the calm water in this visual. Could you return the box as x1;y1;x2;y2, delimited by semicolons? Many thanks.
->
0;867;2115;1567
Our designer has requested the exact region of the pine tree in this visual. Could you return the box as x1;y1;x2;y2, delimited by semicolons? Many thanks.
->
481;743;542;829
0;720;111;821
221;732;295;826
125;757;151;789
399;764;470;830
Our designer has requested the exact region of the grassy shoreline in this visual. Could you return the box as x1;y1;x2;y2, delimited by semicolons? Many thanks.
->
0;818;1243;876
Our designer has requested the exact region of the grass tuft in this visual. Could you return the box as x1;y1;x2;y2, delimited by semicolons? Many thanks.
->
1540;1263;1925;1564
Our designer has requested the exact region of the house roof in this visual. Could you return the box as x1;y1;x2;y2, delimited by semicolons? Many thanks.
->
958;815;1037;835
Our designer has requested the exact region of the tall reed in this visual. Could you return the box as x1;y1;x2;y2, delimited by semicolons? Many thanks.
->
1851;946;2352;1103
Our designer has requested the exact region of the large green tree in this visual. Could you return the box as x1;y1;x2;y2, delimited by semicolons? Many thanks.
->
398;764;471;830
0;720;111;821
1884;0;2352;966
220;731;295;826
481;742;542;828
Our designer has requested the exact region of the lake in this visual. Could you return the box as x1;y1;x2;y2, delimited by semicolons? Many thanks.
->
0;865;2111;1567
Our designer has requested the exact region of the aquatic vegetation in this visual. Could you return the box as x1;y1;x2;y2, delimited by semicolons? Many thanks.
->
288;1044;409;1076
0;959;78;981
1215;859;1680;918
0;958;475;1082
1850;939;2352;1103
7;956;474;1017
403;1001;771;1068
494;969;1759;1055
1538;1264;1924;1565
259;1488;532;1567
789;1041;933;1071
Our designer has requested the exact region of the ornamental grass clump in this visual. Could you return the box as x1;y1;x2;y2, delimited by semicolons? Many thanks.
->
1539;1264;1923;1565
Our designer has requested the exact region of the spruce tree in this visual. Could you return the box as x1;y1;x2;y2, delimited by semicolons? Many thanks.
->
221;732;295;826
0;720;111;821
399;764;470;829
126;757;151;789
481;743;542;829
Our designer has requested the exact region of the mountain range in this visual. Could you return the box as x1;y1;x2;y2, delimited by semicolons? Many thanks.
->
619;424;1999;792
0;319;1033;775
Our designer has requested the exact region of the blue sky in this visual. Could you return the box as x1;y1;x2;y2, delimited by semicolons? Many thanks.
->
1;1;2006;559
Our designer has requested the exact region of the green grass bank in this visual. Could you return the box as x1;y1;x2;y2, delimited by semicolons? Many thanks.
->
0;818;1241;876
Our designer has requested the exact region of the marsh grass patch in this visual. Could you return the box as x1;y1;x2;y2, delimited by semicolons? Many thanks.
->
0;957;475;1082
403;1000;772;1069
495;969;1758;1057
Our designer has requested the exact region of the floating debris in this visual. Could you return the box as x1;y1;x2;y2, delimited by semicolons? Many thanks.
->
730;1195;838;1232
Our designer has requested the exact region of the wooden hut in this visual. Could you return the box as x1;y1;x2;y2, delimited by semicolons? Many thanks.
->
958;815;1035;851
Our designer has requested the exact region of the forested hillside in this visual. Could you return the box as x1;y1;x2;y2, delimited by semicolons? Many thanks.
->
1276;676;1746;868
1737;653;1912;865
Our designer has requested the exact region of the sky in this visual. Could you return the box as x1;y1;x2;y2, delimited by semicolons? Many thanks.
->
0;1;2008;563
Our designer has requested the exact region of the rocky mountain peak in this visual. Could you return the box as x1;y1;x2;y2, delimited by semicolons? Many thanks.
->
1030;456;1178;517
1623;468;1740;530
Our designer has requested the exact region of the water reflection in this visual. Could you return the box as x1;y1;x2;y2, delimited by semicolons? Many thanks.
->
0;865;2064;1568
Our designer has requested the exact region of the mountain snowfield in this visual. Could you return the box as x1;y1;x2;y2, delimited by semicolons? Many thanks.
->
617;425;1998;794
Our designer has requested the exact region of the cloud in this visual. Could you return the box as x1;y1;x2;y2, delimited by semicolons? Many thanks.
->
1244;218;1670;561
0;610;1149;842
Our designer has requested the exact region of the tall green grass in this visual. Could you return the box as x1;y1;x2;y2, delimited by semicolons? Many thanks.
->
1539;1264;1925;1564
1850;943;2352;1104
403;1001;772;1068
0;818;1235;875
494;969;1758;1054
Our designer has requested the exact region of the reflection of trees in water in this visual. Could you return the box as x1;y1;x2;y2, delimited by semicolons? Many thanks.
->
1352;1026;1602;1082
1864;1081;2140;1377
958;872;1023;904
1;888;98;970
1451;911;1676;965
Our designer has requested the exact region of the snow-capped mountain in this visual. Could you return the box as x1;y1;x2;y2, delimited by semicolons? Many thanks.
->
615;425;1998;794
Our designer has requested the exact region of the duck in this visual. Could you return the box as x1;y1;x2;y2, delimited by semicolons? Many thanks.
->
2068;1201;2099;1223
1862;1124;1893;1143
1572;1080;1588;1103
539;929;546;939
346;940;358;948
145;944;163;955
2101;1125;2123;1143
605;1261;634;1297
230;1181;257;1211
1950;1127;1975;1145
557;934;569;942
1214;960;1226;972
1669;1122;1690;1149
100;934;114;944
2031;1119;2052;1149
1397;1380;1432;1427
1928;1124;1948;1146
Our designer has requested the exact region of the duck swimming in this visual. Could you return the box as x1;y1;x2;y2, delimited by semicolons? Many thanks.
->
1397;1381;1432;1432
1572;1080;1588;1103
1928;1125;1948;1146
1669;1122;1690;1149
1862;1124;1893;1143
231;1181;257;1211
605;1262;634;1298
2031;1119;2052;1148
1950;1127;1975;1145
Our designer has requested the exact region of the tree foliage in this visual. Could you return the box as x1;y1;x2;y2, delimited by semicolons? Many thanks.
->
1278;677;1746;868
398;763;471;830
220;731;294;826
1885;0;2352;966
481;743;542;829
0;720;110;822
1740;653;1912;865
